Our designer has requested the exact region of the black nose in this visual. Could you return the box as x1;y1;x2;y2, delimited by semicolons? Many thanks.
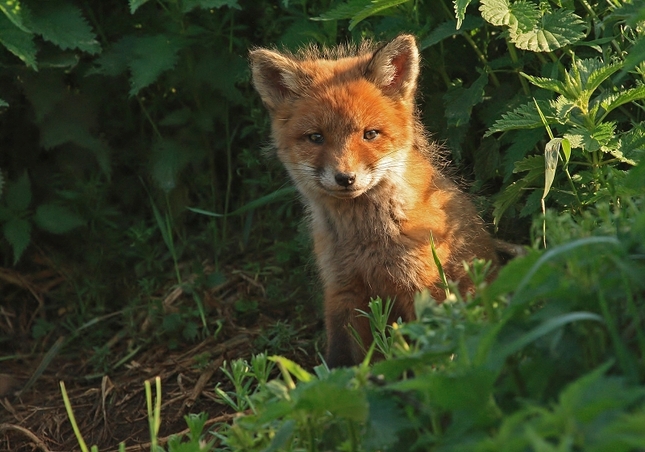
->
334;172;356;187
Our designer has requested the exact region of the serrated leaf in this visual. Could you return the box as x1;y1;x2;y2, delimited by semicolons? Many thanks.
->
34;203;84;234
454;0;472;29
3;217;31;264
182;0;241;13
521;73;568;96
508;0;541;32
26;3;100;54
6;171;31;211
129;0;150;14
0;12;36;69
563;122;615;153
128;34;184;95
600;84;645;116
87;36;132;77
486;100;555;136
479;0;512;27
0;0;30;33
584;59;621;94
444;72;488;128
510;9;585;52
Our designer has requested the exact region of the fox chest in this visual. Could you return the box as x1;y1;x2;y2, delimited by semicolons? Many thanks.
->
309;199;431;296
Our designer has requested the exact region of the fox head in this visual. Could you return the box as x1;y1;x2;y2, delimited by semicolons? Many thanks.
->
250;35;421;200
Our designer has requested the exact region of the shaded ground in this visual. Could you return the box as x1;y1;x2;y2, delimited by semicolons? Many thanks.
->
0;259;321;451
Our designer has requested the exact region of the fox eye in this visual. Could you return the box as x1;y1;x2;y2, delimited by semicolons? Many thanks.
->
363;130;379;141
308;133;324;143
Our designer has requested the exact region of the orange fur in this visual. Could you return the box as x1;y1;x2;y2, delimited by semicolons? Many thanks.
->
250;35;497;367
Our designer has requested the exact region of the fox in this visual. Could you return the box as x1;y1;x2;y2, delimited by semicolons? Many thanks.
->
249;34;498;368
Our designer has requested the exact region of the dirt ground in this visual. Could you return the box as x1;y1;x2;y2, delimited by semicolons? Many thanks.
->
0;262;321;451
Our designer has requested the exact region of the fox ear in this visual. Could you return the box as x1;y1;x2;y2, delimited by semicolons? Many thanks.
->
365;34;419;100
249;49;309;111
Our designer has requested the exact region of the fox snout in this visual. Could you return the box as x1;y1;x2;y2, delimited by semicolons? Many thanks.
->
333;172;356;187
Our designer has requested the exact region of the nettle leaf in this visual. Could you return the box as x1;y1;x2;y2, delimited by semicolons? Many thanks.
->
454;0;472;29
479;0;512;27
510;8;585;52
0;12;36;69
128;34;185;95
0;0;30;32
182;0;241;13
26;3;100;54
485;100;555;136
34;203;85;234
88;36;133;77
480;0;539;30
563;122;615;153
583;59;621;94
521;73;568;96
5;171;31;212
600;84;645;116
614;126;645;165
444;72;488;128
3;218;31;264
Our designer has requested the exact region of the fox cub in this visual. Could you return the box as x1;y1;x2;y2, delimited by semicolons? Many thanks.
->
250;35;497;367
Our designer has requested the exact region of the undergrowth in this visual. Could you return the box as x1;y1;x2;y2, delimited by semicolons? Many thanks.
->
0;0;644;450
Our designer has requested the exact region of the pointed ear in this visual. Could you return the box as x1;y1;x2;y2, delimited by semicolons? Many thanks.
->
365;34;420;100
249;49;310;111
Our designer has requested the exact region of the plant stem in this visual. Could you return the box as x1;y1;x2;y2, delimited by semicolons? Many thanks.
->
506;38;531;95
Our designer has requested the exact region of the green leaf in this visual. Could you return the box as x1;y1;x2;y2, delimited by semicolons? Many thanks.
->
510;9;585;52
0;12;36;69
128;34;184;95
3;217;31;264
129;0;151;14
0;97;7;107
26;3;100;54
34;203;85;234
584;60;622;94
6;171;31;211
270;356;314;383
0;0;30;33
600;84;645;116
444;72;488;128
486;100;555;136
564;122;615;153
453;0;472;29
479;0;512;27
521;73;568;96
623;34;645;74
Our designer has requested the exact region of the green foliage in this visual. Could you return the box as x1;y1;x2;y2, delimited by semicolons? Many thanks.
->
1;0;642;449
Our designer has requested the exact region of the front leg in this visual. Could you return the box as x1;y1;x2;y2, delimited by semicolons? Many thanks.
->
324;280;371;368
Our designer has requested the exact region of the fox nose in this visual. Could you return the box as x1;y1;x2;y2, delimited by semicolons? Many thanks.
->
334;172;356;187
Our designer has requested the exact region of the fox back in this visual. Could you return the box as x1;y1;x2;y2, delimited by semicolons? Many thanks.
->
250;35;497;367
